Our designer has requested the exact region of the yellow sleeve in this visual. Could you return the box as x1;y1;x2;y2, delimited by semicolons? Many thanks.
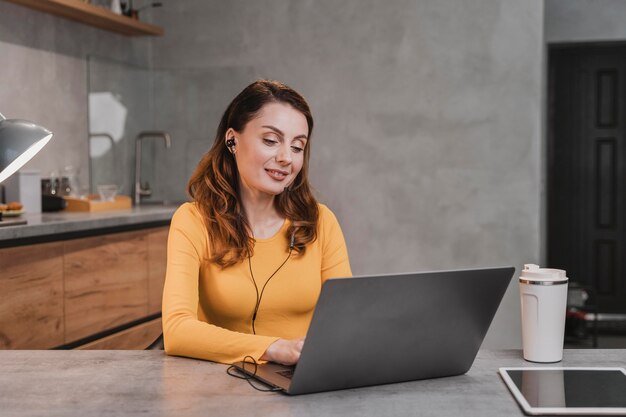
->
162;204;278;364
319;204;352;281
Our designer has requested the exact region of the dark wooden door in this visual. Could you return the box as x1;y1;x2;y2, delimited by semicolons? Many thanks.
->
548;45;626;313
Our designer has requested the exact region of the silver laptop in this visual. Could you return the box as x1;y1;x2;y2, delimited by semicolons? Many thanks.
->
233;266;515;395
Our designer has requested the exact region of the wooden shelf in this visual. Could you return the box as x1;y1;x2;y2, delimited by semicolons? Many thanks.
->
5;0;163;36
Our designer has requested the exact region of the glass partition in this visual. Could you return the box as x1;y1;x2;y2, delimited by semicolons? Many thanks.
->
87;56;152;196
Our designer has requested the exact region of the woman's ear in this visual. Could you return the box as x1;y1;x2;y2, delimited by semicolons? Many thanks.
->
226;138;236;153
225;129;237;154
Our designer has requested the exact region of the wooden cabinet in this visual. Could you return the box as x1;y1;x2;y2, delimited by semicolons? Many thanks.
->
76;318;162;350
147;228;168;315
0;226;168;349
64;230;150;342
0;242;64;349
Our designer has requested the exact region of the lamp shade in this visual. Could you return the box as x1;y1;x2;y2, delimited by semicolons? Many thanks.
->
0;112;53;183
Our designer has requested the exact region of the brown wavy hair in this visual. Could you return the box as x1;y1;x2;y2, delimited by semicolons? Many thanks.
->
187;80;319;268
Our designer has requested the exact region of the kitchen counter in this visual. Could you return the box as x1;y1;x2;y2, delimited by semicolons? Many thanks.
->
0;349;624;417
0;204;180;246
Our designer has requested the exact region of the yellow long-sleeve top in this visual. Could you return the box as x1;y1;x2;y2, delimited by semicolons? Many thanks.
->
162;202;352;364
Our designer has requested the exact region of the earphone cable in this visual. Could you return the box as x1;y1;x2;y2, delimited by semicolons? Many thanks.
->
228;232;296;391
248;246;292;335
226;356;282;392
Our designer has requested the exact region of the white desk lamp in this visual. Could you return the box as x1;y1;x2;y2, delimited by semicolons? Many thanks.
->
0;111;53;227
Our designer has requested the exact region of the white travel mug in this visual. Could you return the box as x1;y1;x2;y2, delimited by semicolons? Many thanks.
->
519;264;568;363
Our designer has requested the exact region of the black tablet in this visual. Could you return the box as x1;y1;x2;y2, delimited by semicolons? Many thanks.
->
500;367;626;415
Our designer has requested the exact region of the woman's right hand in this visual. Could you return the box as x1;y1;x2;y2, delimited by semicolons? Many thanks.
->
260;338;305;365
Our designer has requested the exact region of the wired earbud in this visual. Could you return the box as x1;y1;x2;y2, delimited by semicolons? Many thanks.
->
248;229;296;334
226;137;236;154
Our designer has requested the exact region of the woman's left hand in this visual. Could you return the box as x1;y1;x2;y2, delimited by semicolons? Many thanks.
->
260;338;305;365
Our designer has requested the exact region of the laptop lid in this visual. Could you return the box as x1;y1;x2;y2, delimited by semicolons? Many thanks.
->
237;266;514;395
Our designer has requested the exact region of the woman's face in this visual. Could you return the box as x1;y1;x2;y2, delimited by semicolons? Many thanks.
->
228;102;309;198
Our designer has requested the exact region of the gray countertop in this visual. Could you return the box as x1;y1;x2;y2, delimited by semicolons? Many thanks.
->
0;205;179;243
0;349;623;417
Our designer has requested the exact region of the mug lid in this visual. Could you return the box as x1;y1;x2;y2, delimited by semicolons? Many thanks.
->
520;264;568;282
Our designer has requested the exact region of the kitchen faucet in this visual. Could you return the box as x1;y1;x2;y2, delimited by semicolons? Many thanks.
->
134;131;171;205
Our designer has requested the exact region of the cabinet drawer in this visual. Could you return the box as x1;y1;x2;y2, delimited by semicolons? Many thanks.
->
64;230;149;343
76;318;162;350
0;242;64;349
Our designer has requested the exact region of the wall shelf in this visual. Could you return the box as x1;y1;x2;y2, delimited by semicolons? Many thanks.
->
5;0;163;36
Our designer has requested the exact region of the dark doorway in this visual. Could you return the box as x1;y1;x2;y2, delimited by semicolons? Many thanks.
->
548;45;626;322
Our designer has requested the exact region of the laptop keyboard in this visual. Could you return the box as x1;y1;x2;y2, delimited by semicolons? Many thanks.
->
276;369;294;379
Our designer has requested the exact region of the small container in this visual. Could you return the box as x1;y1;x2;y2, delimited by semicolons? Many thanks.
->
97;184;119;202
62;166;80;197
4;169;42;213
59;177;71;196
41;178;54;196
519;264;568;363
110;0;122;14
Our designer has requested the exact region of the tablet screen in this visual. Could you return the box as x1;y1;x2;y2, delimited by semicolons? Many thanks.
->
500;367;626;414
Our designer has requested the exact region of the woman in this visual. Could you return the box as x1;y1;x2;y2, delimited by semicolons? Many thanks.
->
162;80;352;366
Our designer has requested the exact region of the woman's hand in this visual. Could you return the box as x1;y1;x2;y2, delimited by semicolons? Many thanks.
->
260;338;305;365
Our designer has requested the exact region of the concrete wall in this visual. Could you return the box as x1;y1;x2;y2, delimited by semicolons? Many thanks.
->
546;0;626;43
0;0;151;191
150;0;544;347
0;0;544;348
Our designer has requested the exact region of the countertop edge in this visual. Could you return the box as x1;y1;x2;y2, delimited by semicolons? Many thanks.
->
0;205;178;245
